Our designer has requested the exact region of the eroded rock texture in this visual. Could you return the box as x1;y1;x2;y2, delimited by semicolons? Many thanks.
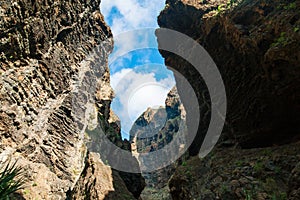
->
130;87;187;199
158;0;300;153
168;142;300;200
67;152;137;200
0;0;144;199
130;87;186;155
157;0;300;199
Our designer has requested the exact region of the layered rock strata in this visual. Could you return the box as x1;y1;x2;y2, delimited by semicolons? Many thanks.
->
157;0;300;199
157;0;300;153
130;87;187;199
0;0;144;199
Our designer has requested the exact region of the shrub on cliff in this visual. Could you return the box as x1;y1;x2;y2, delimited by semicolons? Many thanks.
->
0;161;26;199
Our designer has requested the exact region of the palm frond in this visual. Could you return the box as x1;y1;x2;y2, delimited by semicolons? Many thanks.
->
0;160;26;200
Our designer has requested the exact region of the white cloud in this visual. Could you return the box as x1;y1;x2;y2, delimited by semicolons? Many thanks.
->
108;28;155;70
100;0;165;34
100;0;173;139
111;68;175;137
128;84;170;119
109;30;146;65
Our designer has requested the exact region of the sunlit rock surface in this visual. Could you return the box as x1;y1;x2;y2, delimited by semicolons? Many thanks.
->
0;0;144;199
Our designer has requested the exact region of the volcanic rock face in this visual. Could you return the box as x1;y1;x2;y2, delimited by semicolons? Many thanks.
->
130;87;186;155
157;0;300;199
168;142;300;200
0;0;144;199
130;87;187;198
158;0;300;153
130;107;167;153
67;152;138;200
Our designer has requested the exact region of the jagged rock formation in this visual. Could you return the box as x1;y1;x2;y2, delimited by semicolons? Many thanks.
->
130;106;174;199
157;0;300;199
169;142;300;200
130;106;167;153
158;0;300;153
130;87;187;199
67;152;135;200
69;109;145;199
0;0;144;199
130;87;186;155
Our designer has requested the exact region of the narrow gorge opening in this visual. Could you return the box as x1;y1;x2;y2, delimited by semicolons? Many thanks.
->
100;1;189;198
1;0;299;199
100;0;176;140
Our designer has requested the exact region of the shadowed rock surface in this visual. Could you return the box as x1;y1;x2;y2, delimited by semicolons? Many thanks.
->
158;0;300;153
157;0;300;199
169;142;300;200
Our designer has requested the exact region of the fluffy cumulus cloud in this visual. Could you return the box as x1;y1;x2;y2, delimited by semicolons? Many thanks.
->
111;68;175;138
100;0;165;34
101;0;163;70
108;29;152;73
100;0;175;139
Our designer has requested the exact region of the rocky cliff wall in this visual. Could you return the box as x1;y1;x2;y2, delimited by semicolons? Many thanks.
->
157;0;300;199
0;0;144;199
130;87;187;199
158;0;300;154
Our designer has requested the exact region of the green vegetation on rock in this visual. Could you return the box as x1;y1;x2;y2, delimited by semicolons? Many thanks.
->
0;161;26;199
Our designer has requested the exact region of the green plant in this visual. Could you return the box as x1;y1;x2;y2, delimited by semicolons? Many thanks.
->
181;161;187;166
115;133;121;140
98;114;104;121
279;192;287;200
185;169;192;179
72;168;80;176
242;185;259;200
274;166;281;174
235;160;244;167
242;188;253;200
106;126;115;133
294;27;299;32
23;188;30;195
0;161;26;199
253;161;264;173
284;2;296;10
216;0;239;14
217;4;226;13
271;32;289;47
276;2;297;10
271;192;287;200
262;149;272;156
220;184;230;194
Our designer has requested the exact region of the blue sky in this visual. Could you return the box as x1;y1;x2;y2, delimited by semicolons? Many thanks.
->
100;0;175;139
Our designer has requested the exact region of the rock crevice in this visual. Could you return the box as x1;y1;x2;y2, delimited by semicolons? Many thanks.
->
0;0;144;199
